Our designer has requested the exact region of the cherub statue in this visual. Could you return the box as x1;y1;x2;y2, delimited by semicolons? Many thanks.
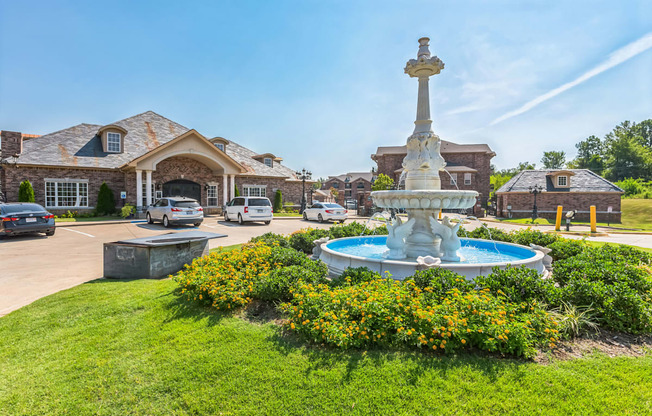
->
385;216;416;259
429;216;462;262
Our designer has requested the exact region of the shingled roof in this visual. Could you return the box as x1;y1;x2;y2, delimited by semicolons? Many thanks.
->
328;172;374;182
14;111;299;179
372;140;495;159
496;170;624;193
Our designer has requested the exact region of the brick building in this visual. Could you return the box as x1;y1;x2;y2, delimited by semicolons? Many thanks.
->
322;171;375;210
371;140;495;210
496;169;624;222
0;111;307;214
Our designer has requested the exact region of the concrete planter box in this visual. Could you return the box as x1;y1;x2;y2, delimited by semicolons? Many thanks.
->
103;231;226;279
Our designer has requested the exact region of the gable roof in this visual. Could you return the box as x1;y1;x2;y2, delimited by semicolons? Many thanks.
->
372;140;495;159
496;169;624;193
327;172;374;182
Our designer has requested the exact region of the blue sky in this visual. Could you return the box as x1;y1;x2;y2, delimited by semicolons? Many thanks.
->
1;0;651;179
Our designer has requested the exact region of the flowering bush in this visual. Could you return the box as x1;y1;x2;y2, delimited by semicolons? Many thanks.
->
282;274;559;358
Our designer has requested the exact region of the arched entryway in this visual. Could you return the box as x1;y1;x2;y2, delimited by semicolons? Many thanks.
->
163;179;201;201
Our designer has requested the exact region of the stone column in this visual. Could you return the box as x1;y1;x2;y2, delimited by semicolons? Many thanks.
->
414;76;432;134
230;175;235;199
145;170;153;207
222;174;228;205
135;170;143;211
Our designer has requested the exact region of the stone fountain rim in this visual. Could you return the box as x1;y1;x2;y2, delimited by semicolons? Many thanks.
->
371;189;479;197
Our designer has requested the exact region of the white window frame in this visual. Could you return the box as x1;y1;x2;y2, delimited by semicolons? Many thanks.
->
142;182;155;207
464;173;472;185
44;178;89;208
450;173;457;186
242;184;267;197
263;158;273;168
557;175;568;187
216;143;225;151
107;132;121;153
207;184;218;206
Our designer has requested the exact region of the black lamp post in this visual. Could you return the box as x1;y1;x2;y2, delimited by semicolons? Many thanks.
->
0;153;19;203
528;184;543;221
295;168;311;213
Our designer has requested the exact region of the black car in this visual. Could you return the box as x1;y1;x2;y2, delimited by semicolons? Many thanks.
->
0;203;56;238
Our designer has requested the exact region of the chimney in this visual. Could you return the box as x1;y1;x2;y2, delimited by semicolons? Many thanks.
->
0;131;23;160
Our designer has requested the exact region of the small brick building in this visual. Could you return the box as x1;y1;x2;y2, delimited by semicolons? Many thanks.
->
496;169;624;222
322;171;374;210
371;140;495;214
0;111;307;214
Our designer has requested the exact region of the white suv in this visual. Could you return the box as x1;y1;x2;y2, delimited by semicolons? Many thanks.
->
224;197;273;225
146;197;204;228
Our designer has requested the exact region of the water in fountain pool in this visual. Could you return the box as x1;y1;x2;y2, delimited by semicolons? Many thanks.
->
326;236;535;264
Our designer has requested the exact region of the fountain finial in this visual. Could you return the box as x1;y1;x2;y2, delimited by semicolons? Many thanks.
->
417;37;431;59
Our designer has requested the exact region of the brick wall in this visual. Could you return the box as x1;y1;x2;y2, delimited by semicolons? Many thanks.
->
496;192;622;222
1;131;23;159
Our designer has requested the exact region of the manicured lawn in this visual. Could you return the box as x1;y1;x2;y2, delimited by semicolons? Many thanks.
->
55;216;122;223
210;243;242;253
273;212;302;217
583;240;652;254
493;217;551;225
0;279;650;415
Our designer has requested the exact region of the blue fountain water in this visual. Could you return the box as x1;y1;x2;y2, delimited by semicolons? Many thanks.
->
326;236;535;264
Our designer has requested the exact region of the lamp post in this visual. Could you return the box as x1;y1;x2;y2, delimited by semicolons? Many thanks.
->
295;168;311;213
528;184;543;221
0;153;19;203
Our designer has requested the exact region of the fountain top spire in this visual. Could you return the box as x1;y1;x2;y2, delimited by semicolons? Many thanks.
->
404;37;444;78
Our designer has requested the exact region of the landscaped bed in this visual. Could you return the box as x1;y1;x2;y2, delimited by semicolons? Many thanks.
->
1;222;651;415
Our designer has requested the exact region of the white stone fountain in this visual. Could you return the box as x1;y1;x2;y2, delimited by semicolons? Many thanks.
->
371;37;478;261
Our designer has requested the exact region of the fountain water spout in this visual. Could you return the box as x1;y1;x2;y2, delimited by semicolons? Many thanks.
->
429;216;462;262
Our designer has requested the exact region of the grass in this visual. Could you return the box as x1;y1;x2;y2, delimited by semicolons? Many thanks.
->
273;212;302;217
210;243;242;253
55;216;122;223
494;217;551;225
582;240;652;254
1;279;651;415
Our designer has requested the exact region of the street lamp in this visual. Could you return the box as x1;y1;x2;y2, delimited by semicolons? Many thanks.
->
528;184;543;221
295;168;311;213
0;153;19;203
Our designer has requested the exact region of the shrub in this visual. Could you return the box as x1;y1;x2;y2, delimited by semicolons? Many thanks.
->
548;301;599;338
289;228;330;254
18;180;35;203
547;239;587;261
475;266;562;305
464;226;513;242
510;228;559;247
273;189;283;213
255;264;328;301
328;221;388;239
234;185;240;197
331;267;382;287
96;182;116;215
250;232;290;248
282;279;559;357
121;203;135;218
408;268;474;296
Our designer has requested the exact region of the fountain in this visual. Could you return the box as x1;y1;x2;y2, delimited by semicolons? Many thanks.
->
319;38;544;280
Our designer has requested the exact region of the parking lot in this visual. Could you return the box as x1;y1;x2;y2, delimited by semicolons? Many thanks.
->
0;216;356;316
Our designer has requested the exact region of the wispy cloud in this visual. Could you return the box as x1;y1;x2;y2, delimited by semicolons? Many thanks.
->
490;32;652;126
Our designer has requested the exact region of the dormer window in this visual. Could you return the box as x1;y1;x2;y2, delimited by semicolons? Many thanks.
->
107;132;121;152
264;157;272;168
216;143;225;151
557;175;567;187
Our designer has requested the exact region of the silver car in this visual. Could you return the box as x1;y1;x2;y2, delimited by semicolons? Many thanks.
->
302;202;348;223
146;197;204;228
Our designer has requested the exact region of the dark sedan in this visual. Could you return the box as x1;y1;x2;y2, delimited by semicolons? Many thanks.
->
0;203;56;238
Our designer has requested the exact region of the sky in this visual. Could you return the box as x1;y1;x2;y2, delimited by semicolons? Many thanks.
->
1;0;651;179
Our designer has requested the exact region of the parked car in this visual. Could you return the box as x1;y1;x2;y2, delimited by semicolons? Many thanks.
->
302;202;347;223
224;197;272;225
0;203;56;238
146;197;204;227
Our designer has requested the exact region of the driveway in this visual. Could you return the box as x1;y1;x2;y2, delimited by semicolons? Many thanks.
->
0;217;360;317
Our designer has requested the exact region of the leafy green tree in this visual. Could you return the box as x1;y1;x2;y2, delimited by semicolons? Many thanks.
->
490;173;512;199
602;120;652;181
517;161;536;171
371;173;394;191
96;182;116;215
273;189;283;212
541;151;566;169
18;180;35;202
329;187;339;200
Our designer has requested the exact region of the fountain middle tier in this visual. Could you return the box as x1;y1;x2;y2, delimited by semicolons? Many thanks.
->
371;189;478;210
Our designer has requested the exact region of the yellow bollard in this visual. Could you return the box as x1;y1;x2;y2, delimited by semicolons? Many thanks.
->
590;205;597;233
438;209;442;220
555;206;563;231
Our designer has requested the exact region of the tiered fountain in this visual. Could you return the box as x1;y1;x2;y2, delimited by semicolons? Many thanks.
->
318;38;544;280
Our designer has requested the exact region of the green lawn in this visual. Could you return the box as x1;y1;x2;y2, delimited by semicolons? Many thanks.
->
1;279;650;415
273;212;303;217
55;216;122;223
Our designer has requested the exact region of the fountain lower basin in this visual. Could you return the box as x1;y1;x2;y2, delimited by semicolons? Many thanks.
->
319;235;544;280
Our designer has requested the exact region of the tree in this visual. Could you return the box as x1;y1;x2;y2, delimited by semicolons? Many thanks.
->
541;151;566;169
273;189;283;212
234;185;240;197
371;173;394;191
603;121;652;181
329;187;339;200
96;182;116;215
18;180;35;202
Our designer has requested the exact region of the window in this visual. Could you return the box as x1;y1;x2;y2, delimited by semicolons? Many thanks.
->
242;185;267;197
107;132;121;152
45;179;88;208
345;190;352;197
331;182;339;189
345;183;352;189
216;143;225;151
142;183;155;207
557;176;567;187
464;173;472;185
264;158;272;168
207;185;218;206
357;182;365;189
449;173;457;186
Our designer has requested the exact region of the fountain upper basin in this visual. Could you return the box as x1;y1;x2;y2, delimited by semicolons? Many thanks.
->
319;235;545;280
371;189;479;210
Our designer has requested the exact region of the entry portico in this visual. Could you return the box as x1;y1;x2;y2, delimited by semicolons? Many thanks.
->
123;129;245;211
